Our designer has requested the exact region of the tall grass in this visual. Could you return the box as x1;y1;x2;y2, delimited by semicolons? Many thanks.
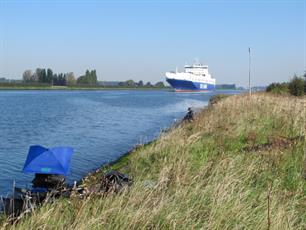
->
2;93;305;229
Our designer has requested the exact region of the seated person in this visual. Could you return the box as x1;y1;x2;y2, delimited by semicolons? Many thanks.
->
32;173;65;190
183;107;194;122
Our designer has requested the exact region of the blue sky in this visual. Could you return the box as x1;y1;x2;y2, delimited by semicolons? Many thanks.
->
0;0;305;86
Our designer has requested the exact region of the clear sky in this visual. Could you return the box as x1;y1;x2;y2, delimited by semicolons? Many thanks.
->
0;0;305;86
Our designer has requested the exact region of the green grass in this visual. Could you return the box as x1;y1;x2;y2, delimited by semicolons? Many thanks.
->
1;93;305;229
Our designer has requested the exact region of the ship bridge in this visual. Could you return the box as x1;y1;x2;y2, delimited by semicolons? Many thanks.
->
184;64;209;76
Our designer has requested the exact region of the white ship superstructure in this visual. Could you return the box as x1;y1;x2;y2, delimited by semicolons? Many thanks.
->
166;64;216;92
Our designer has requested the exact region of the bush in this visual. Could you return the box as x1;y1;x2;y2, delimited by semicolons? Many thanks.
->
209;94;230;105
266;82;289;94
304;73;306;93
288;76;305;96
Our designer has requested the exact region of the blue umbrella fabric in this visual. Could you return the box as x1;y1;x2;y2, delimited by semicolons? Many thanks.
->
23;145;74;175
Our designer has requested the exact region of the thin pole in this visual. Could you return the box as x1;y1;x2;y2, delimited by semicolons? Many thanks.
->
12;180;15;217
249;47;251;96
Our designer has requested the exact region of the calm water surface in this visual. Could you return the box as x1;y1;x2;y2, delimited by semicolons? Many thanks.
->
0;89;238;195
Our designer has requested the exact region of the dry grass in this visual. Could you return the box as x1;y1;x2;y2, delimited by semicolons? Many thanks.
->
1;93;306;229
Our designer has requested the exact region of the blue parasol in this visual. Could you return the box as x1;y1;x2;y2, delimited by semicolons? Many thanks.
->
22;145;74;176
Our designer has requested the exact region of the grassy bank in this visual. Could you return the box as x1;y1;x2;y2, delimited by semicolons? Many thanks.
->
2;93;306;229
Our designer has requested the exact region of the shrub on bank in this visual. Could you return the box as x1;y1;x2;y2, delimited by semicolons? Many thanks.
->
266;82;289;94
304;73;306;93
209;94;230;105
288;75;305;96
266;74;306;97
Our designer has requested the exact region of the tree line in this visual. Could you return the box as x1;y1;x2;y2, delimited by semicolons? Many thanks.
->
22;68;97;86
22;68;165;88
76;70;97;85
117;79;165;88
266;73;306;96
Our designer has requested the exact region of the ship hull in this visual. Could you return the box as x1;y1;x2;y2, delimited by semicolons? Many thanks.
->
166;78;215;92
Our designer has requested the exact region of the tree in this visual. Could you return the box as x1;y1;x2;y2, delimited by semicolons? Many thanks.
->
35;68;43;82
138;80;143;87
90;70;97;85
22;70;33;82
52;73;66;86
46;68;53;83
85;70;90;78
145;81;152;87
266;82;289;94
53;74;58;85
66;72;76;85
36;68;48;83
77;75;86;84
32;72;39;82
288;75;304;96
303;71;306;94
125;79;136;87
41;69;47;82
61;73;67;86
154;81;165;88
58;73;66;86
77;69;97;85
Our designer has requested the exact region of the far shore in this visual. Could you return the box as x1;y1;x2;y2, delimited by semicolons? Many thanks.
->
0;85;171;91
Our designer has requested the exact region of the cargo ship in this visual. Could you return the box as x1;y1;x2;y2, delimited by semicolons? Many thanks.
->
166;63;216;92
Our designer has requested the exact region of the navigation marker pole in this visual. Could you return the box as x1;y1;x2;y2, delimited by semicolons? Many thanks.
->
248;47;251;96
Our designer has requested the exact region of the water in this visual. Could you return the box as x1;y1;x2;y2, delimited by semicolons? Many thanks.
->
0;89;237;195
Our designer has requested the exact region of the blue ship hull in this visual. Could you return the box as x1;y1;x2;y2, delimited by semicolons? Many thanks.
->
166;78;215;92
